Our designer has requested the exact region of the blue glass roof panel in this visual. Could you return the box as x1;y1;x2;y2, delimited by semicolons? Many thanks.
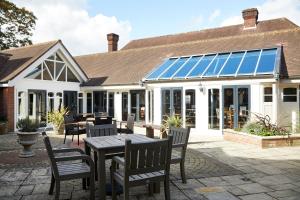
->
203;53;230;77
160;57;189;79
173;56;202;78
256;48;277;74
188;54;216;77
146;58;177;79
237;50;260;75
219;52;244;76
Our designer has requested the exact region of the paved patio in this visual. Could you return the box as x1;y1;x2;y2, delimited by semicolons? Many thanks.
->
0;129;299;200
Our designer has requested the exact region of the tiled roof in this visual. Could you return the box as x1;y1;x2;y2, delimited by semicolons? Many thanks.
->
76;18;300;86
0;41;59;83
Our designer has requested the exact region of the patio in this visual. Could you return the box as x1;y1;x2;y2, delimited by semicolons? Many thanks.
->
0;128;300;200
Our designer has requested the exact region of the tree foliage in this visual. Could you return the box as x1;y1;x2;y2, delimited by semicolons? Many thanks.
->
0;0;37;50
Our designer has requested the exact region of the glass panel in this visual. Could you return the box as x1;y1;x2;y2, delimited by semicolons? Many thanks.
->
173;56;202;78
86;93;92;113
188;54;215;77
122;92;128;121
130;90;145;121
264;87;272;102
219;52;244;76
45;60;55;78
238;88;249;128
56;62;64;79
223;88;234;129
208;89;220;129
185;89;196;128
283;88;297;102
256;49;277;74
139;91;145;121
173;89;182;117
78;99;83;113
47;55;55;60
28;90;47;127
203;54;229;77
57;67;66;81
43;66;52;80
56;53;63;61
131;92;137;120
108;92;114;117
237;50;260;75
93;91;107;112
283;88;296;95
25;64;42;79
64;91;78;113
67;67;80;82
18;92;26;117
160;57;189;79
48;97;54;112
146;58;177;79
162;90;171;121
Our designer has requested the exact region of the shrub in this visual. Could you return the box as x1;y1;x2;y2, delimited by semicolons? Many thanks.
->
17;117;39;132
47;107;68;130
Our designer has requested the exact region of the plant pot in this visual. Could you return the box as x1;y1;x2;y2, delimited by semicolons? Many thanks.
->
145;126;154;138
17;132;39;157
160;129;168;139
0;122;8;135
54;124;64;135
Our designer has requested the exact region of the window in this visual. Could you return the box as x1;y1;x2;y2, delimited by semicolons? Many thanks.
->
18;92;25;117
185;90;196;128
264;87;272;102
208;89;220;129
48;92;54;112
78;93;83;113
56;92;63;110
108;92;114;117
87;93;92;113
283;88;297;102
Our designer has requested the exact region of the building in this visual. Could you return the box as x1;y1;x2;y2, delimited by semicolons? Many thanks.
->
1;8;300;135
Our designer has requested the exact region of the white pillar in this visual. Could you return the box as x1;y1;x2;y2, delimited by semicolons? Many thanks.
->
82;92;87;113
182;88;186;128
128;92;131;115
272;83;278;124
145;90;149;124
114;92;122;121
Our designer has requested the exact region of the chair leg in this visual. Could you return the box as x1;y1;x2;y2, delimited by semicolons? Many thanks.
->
78;134;80;145
72;134;74;141
64;134;67;144
164;177;170;200
90;175;95;200
55;180;60;200
49;173;55;195
94;153;98;181
180;161;187;184
82;178;86;190
124;184;129;200
111;177;117;200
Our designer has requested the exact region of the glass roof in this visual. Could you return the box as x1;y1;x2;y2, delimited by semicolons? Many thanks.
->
144;47;279;81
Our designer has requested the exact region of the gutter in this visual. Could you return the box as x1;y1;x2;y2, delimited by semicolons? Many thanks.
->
0;83;9;87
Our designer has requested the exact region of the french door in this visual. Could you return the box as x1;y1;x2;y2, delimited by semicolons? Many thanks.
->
161;88;182;121
28;90;47;126
223;86;250;129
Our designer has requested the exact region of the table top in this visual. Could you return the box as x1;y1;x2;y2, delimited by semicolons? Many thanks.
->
84;134;156;150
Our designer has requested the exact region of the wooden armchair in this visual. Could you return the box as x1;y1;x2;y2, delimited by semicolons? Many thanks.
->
111;135;173;200
168;127;190;183
117;113;135;134
42;132;95;200
63;115;86;145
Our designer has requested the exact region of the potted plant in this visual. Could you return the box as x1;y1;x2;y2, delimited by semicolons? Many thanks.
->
17;117;40;157
47;107;68;135
0;116;8;135
161;115;183;138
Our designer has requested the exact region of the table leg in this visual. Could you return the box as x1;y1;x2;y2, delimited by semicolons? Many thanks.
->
84;141;91;156
98;151;106;200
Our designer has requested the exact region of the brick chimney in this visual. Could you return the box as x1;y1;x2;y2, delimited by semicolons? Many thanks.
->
242;8;259;29
107;33;119;52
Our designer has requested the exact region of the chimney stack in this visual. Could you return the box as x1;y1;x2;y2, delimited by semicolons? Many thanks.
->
242;8;259;29
107;33;119;52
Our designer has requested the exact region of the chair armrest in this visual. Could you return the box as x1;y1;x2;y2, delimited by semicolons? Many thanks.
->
112;156;125;166
53;148;85;154
55;155;94;165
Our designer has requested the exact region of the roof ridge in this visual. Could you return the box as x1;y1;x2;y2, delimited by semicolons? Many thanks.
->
76;27;300;58
1;40;60;52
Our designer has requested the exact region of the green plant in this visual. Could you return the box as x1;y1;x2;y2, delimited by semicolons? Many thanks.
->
161;115;183;137
47;107;68;129
17;117;39;132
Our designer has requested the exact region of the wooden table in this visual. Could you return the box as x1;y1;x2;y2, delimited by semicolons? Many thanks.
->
84;134;156;200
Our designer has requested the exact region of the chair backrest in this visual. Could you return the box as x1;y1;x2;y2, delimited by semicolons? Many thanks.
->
124;135;173;176
87;123;117;137
126;113;135;131
94;116;112;125
168;127;190;149
42;132;59;177
64;115;75;133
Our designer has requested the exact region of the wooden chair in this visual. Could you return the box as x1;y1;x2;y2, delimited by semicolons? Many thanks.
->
42;132;95;200
117;113;135;134
63;115;86;145
111;135;173;200
168;127;190;184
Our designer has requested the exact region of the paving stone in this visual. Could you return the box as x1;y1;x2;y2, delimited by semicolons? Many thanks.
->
21;194;54;200
223;186;248;196
0;185;19;197
15;184;34;196
237;183;272;194
277;196;300;200
221;175;252;185
173;179;205;190
239;193;274;200
0;170;30;182
32;183;51;194
0;196;22;200
182;189;208;200
198;177;231;187
203;191;239;200
252;174;293;186
269;183;298;190
267;189;300;198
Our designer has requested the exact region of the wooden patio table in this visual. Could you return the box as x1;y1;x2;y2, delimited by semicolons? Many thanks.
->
84;134;157;200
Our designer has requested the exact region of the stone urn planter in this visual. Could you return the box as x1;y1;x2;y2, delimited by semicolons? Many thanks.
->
0;121;8;135
17;132;39;157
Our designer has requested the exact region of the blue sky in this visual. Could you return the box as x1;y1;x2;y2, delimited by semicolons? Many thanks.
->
12;0;300;55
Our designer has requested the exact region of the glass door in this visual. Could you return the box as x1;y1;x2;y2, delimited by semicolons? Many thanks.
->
108;92;114;117
161;88;182;121
208;89;220;129
28;90;47;126
130;90;145;121
122;92;128;121
185;89;196;128
63;91;78;114
223;86;250;129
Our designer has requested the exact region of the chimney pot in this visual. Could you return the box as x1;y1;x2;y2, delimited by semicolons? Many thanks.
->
107;33;119;52
242;8;259;29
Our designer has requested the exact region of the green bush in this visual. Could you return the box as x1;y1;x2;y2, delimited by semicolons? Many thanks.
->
17;117;39;132
47;107;68;130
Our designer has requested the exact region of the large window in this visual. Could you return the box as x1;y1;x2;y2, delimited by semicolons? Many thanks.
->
264;87;272;102
87;93;92;113
185;89;196;128
208;89;220;129
93;91;107;113
130;90;145;121
283;88;297;102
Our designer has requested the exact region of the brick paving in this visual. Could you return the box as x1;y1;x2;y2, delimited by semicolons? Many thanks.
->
0;129;299;199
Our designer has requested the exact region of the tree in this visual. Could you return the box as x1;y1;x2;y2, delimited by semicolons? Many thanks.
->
0;0;36;50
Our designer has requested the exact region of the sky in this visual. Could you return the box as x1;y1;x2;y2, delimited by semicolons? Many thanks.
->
10;0;300;55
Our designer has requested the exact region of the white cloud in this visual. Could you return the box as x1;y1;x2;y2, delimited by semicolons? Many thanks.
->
209;9;221;22
10;0;132;55
221;0;300;27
